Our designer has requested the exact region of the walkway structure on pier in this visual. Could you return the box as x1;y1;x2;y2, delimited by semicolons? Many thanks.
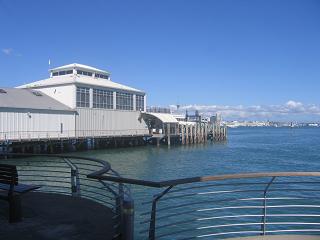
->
142;110;227;146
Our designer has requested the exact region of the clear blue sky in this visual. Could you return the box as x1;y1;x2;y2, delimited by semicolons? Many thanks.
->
0;0;320;120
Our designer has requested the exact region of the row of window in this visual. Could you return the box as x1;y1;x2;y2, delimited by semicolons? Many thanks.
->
52;70;109;79
116;92;133;110
77;70;93;76
136;95;144;111
93;89;113;109
52;70;73;76
76;87;90;108
95;73;109;79
76;87;144;111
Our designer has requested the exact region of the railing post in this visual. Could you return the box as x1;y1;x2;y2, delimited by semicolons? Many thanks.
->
122;195;134;240
149;199;157;240
64;158;81;197
261;177;276;235
148;186;173;240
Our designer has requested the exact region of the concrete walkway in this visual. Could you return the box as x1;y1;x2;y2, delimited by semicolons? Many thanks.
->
0;192;115;240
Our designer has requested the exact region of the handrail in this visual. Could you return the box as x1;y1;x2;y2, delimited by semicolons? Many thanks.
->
88;171;320;188
0;152;134;240
0;153;111;177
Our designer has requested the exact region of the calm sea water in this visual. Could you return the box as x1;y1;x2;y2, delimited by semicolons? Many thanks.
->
80;127;320;180
77;127;320;239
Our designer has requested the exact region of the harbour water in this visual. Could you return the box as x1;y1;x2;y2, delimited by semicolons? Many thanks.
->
77;127;320;238
80;127;320;181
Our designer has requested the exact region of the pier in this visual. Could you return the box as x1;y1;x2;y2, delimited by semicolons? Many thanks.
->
143;110;227;146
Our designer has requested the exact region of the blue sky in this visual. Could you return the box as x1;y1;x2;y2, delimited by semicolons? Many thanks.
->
0;0;320;120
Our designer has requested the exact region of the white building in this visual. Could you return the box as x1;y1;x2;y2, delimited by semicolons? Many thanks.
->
18;63;149;138
0;88;76;141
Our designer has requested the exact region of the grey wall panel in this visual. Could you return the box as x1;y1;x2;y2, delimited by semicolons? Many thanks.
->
0;110;76;141
75;108;149;137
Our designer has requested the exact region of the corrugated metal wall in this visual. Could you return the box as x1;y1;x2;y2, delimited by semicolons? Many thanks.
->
75;108;149;137
0;108;149;141
0;109;76;141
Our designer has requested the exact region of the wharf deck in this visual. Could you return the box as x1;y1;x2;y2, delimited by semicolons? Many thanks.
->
0;192;115;240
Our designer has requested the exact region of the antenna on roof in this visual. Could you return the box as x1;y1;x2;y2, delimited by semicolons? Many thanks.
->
48;59;51;69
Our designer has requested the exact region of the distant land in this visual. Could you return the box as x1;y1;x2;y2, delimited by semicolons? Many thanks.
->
224;121;319;128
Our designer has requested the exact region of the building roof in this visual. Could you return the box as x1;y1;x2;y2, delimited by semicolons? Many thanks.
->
0;88;74;111
18;74;145;94
178;121;197;126
50;63;109;74
142;112;178;123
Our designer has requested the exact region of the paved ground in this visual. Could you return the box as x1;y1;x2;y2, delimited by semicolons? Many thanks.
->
0;192;115;240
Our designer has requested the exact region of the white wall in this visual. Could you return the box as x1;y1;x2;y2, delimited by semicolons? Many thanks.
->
36;85;76;109
75;108;149;137
0;109;76;141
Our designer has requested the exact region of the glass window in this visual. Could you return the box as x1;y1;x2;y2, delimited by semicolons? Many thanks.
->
76;87;90;107
95;73;109;79
93;89;113;109
77;70;92;76
53;70;73;76
116;92;133;110
136;95;144;111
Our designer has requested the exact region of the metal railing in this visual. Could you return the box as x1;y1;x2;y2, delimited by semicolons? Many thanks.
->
2;153;320;239
0;129;149;142
147;107;171;114
89;172;320;239
0;153;133;240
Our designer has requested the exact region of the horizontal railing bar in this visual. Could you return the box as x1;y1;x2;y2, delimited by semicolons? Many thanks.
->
168;181;320;194
140;196;307;217
79;189;115;199
198;222;320;230
17;179;71;185
19;174;70;178
199;213;320;221
17;169;71;173
157;189;307;202
266;229;320;233
88;171;320;188
154;191;320;213
199;204;320;212
161;214;320;228
192;230;263;239
145;203;320;219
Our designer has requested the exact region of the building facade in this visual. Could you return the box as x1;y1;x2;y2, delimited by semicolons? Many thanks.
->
18;63;149;138
0;88;76;141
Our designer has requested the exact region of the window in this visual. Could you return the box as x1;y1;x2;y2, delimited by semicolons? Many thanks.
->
136;95;144;111
95;73;109;79
116;92;133;110
76;87;90;107
93;89;113;109
77;70;93;76
52;70;73;76
31;91;43;96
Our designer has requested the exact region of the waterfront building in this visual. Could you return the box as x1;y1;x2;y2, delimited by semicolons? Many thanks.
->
17;63;149;138
0;88;76;141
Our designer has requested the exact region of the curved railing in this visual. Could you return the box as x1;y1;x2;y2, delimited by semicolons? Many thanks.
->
0;153;132;240
2;153;320;239
89;172;320;239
